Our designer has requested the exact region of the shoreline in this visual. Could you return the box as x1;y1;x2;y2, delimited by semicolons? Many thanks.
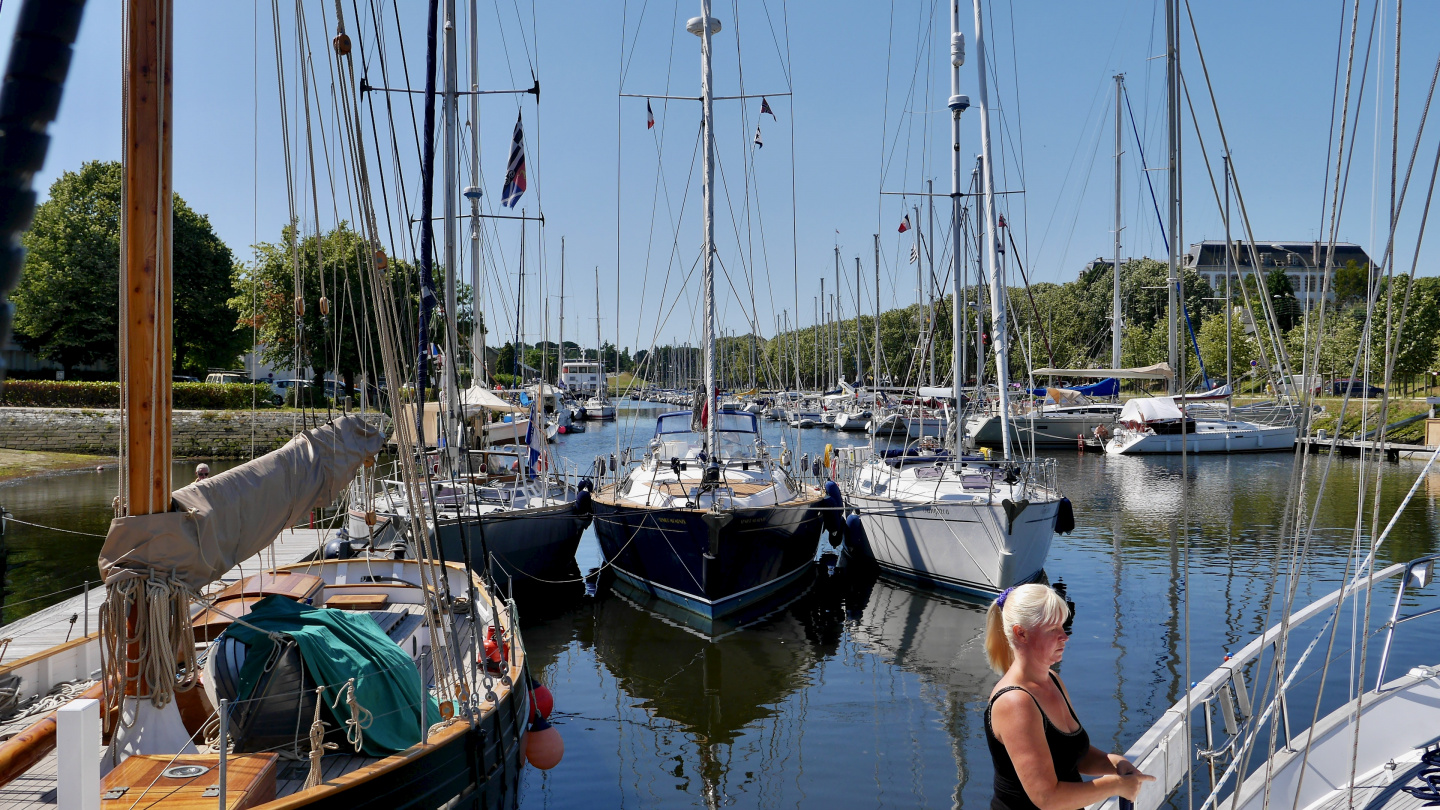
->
0;448;115;485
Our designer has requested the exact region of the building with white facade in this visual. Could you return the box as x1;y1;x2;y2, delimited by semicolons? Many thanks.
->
558;361;604;395
1184;240;1373;309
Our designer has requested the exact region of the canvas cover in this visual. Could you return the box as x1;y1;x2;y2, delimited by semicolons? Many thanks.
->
1033;363;1174;380
99;415;386;590
1118;396;1184;423
459;384;525;413
1046;387;1085;406
224;595;437;755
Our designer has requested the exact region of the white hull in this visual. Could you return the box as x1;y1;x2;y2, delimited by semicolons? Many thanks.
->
584;403;617;420
834;411;872;432
906;415;947;439
848;493;1058;594
967;407;1122;447
483;417;529;445
1105;420;1296;455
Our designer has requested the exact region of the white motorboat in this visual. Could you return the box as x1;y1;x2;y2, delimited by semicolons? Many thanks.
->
583;396;617;420
1103;396;1296;455
834;409;873;432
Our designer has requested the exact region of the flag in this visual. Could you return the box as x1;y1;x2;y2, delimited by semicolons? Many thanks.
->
898;214;910;233
910;241;919;264
525;400;547;475
760;97;776;119
754;124;763;148
501;111;527;208
647;99;655;129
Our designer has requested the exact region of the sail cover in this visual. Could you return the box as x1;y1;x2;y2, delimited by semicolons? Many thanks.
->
99;415;386;590
1118;396;1184;424
459;384;525;413
1032;363;1174;380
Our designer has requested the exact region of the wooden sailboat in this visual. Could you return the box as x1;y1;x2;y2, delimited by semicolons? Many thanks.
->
0;2;537;806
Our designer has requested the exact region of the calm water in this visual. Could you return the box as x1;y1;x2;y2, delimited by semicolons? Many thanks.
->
2;402;1438;808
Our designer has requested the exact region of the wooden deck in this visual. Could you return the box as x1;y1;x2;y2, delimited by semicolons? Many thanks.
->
0;528;336;668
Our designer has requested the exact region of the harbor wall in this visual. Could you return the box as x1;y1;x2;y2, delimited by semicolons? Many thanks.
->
0;407;387;457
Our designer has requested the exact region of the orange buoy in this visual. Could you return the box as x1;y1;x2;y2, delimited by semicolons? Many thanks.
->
525;717;564;770
332;32;352;56
530;684;554;722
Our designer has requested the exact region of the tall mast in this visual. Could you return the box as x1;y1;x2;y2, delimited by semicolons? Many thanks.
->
442;0;460;459
1165;0;1181;394
927;179;936;386
1112;73;1124;369
122;0;173;516
854;256;863;386
559;238;565;369
466;0;484;384
913;203;924;385
873;234;881;387
690;0;720;464
813;292;820;389
971;0;1011;460
948;0;970;443
595;266;603;398
833;246;840;386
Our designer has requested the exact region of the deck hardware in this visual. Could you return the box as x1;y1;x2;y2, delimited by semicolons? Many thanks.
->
102;788;129;800
202;786;221;797
161;765;209;778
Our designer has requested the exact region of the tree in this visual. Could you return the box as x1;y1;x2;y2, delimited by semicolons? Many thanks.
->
14;161;248;375
1333;259;1370;306
1265;268;1300;331
230;223;437;393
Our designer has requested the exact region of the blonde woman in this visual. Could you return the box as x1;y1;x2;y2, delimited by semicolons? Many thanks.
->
984;584;1153;810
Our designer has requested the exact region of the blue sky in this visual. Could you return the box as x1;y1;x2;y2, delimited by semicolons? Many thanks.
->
4;0;1436;356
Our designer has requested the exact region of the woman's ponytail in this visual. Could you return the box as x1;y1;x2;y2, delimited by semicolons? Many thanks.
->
985;599;1014;674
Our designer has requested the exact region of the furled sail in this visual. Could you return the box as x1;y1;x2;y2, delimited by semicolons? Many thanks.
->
99;415;385;590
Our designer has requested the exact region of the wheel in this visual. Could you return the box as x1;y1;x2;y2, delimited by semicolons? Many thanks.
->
273;395;284;406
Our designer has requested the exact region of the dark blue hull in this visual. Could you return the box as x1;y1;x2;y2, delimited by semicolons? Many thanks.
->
590;496;827;619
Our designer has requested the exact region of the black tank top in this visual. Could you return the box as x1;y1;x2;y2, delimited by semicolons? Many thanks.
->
984;672;1091;810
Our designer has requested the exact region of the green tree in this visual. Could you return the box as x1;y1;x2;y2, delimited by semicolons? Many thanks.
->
1266;268;1300;331
14;161;248;375
1332;260;1370;306
231;223;433;393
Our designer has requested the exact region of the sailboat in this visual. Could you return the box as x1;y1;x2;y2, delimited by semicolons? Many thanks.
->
0;1;534;806
590;1;841;620
839;0;1068;597
581;268;617;421
354;0;594;589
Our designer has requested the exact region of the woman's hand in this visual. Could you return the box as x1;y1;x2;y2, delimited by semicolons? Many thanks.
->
1114;769;1155;801
1110;755;1139;776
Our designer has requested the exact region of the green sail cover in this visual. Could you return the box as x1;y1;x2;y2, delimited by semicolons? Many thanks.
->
222;595;440;755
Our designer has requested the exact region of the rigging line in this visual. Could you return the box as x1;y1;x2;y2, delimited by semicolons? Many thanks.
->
874;0;897;238
617;0;652;90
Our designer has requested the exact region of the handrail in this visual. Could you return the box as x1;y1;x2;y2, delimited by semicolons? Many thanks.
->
1089;555;1426;810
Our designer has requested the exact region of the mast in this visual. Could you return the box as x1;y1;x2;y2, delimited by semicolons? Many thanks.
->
873;234;881;387
1165;0;1181;394
1224;156;1233;413
818;278;824;389
1112;73;1124;369
467;0;484;385
854;256;863;386
442;0;460;461
833;246;840;386
595;266;603;399
559;237;565;372
927;179;936;386
122;0;173;516
913;203;924;385
948;0;970;445
691;0;720;465
971;0;1012;460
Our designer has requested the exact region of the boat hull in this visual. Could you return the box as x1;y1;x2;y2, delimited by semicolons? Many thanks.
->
845;494;1058;597
434;500;592;587
1105;422;1296;454
590;498;827;619
968;412;1118;447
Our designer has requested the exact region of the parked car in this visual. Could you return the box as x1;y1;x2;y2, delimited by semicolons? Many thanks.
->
1331;378;1385;398
204;371;248;385
173;374;200;383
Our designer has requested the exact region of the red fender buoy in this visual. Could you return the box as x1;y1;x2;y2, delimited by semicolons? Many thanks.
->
525;716;564;770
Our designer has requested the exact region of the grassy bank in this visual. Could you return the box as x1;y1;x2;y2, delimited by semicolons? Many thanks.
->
1309;398;1431;444
0;449;113;483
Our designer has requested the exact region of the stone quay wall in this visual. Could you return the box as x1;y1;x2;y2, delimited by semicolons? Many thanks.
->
0;408;387;457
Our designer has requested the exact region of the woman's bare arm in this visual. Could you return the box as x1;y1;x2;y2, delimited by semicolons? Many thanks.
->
991;691;1149;810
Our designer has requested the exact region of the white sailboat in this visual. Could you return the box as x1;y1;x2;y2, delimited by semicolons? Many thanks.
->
840;0;1067;597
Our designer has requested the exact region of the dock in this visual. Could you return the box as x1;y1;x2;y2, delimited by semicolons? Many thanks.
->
0;527;337;663
1298;436;1436;462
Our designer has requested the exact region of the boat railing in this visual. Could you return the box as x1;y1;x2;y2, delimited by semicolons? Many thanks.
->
1089;552;1440;810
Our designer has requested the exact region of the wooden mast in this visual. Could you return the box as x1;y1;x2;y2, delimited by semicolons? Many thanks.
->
121;0;173;517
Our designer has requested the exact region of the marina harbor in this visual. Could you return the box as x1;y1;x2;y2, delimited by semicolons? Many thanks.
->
0;0;1436;808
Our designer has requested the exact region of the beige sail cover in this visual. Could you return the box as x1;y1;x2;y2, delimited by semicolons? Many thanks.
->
98;415;386;590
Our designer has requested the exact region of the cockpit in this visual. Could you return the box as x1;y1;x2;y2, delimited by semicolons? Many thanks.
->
652;410;763;460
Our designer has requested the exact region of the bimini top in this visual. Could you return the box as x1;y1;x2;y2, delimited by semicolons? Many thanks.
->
655;409;759;436
1118;396;1185;424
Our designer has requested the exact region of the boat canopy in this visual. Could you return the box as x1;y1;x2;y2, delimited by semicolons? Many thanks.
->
1029;378;1120;398
1032;363;1174;380
655;410;758;435
460;384;526;413
1118;396;1184;424
99;415;386;590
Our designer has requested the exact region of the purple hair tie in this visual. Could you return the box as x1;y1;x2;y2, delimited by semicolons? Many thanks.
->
996;586;1015;608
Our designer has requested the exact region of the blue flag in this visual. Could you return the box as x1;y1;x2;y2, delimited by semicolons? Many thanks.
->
501;111;527;208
